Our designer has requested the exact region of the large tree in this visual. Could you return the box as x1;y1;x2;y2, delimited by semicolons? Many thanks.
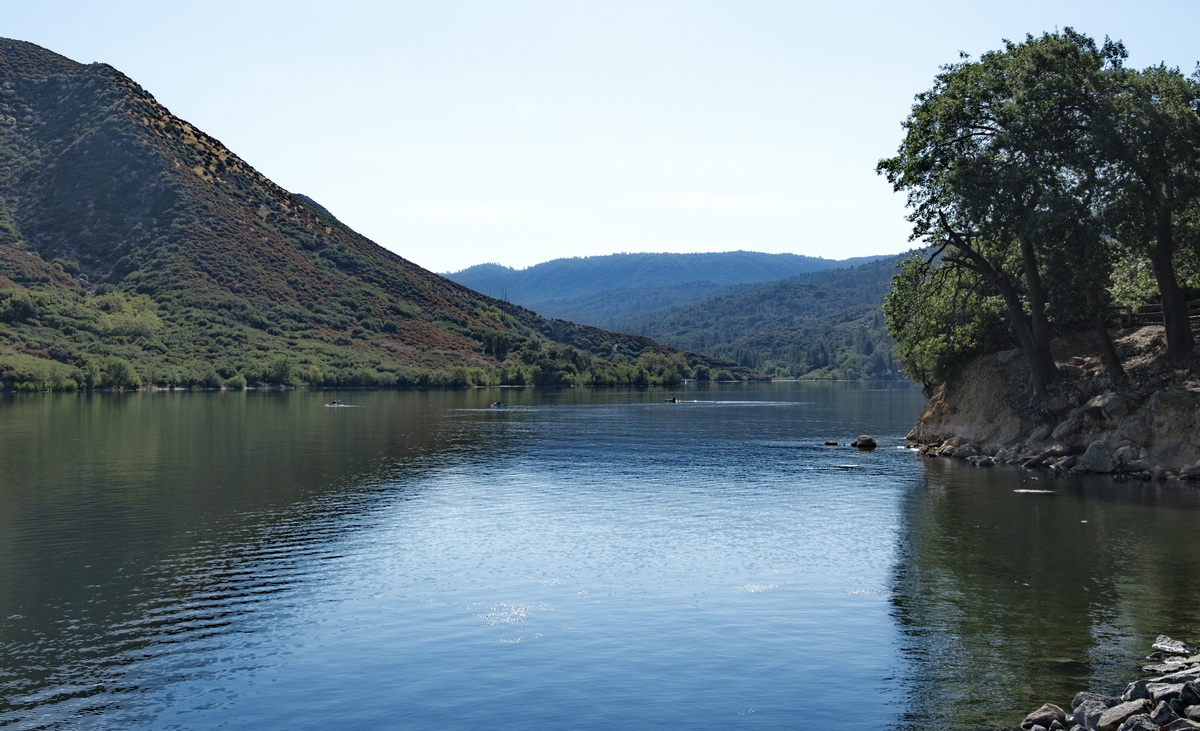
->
878;29;1126;399
1099;64;1200;361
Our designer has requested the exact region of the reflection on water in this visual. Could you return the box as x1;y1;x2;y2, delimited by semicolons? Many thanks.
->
894;458;1200;730
4;383;1199;729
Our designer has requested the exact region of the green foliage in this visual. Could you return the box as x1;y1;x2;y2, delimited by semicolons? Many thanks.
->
883;254;1011;387
877;28;1200;387
636;257;905;380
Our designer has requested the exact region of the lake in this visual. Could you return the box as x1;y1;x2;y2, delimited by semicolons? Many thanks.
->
2;382;1199;729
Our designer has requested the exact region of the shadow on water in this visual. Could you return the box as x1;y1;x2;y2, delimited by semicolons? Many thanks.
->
0;388;526;726
892;457;1200;730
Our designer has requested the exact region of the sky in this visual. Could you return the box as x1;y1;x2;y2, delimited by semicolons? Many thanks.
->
6;1;1200;274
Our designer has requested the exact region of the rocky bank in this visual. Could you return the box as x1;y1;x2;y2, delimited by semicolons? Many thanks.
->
908;325;1200;479
1019;636;1200;731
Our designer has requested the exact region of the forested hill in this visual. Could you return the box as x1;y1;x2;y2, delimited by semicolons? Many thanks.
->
449;252;878;302
0;38;753;390
637;256;906;380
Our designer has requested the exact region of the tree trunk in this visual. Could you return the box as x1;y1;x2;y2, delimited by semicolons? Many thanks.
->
1150;207;1194;362
1017;233;1061;384
1093;317;1127;387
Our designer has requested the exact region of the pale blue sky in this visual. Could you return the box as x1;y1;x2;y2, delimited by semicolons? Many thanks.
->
7;1;1200;273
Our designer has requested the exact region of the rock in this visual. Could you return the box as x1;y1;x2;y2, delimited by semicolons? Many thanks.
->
1099;699;1152;731
1153;700;1183;725
823;440;838;446
1074;440;1119;474
1114;714;1156;730
1023;703;1067;729
969;455;996;467
952;443;981;458
1125;679;1152;701
1052;414;1087;441
1147;682;1188;707
1088;392;1129;423
1025;447;1068;469
1120;715;1160;730
1176;682;1200;715
1073;694;1121;729
851;435;877;450
1151;390;1191;415
1115;445;1140;465
1180;462;1200;480
1047;396;1073;416
1161;720;1200;730
1117;420;1153;447
1155;636;1193;656
1029;424;1054;442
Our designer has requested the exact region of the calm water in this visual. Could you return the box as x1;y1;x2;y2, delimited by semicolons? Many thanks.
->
2;382;1200;730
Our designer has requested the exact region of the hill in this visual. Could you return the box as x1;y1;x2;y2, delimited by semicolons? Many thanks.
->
0;38;754;390
445;251;884;326
635;256;906;379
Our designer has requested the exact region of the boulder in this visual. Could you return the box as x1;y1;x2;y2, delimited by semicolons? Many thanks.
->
1153;700;1183;726
1087;392;1129;423
1154;636;1193;656
1073;693;1121;729
1125;679;1152;701
1052;414;1087;441
1116;420;1153;447
1151;390;1191;415
1099;699;1152;731
1022;703;1067;729
952;444;981;458
852;435;877;450
1047;396;1073;416
1074;440;1119;474
1114;714;1156;730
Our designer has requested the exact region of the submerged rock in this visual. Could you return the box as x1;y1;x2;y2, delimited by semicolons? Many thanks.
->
851;435;877;450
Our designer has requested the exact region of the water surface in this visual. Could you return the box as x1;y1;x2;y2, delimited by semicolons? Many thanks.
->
2;383;1199;729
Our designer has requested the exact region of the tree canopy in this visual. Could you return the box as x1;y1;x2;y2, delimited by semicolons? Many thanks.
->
879;29;1200;397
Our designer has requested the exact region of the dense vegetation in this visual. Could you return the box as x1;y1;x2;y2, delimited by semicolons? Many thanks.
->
448;252;903;380
879;29;1200;395
0;38;754;391
637;257;904;380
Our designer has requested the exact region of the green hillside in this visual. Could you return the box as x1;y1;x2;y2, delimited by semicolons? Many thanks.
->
0;38;755;391
637;257;905;380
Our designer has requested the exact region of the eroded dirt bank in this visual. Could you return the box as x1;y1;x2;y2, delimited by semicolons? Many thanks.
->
909;325;1200;478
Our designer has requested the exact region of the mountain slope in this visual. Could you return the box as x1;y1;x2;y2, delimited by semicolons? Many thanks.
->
637;256;907;379
445;251;884;324
0;38;753;389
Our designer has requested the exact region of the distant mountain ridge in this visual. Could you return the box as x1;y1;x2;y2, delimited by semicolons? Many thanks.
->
446;251;886;325
447;250;905;380
0;38;753;389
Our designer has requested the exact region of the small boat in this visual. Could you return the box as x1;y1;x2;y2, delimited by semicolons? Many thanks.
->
491;402;509;408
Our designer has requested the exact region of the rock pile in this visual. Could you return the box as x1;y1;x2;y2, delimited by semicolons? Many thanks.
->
1020;636;1200;730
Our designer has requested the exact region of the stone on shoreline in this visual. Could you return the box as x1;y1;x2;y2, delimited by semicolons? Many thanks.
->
1022;637;1200;731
